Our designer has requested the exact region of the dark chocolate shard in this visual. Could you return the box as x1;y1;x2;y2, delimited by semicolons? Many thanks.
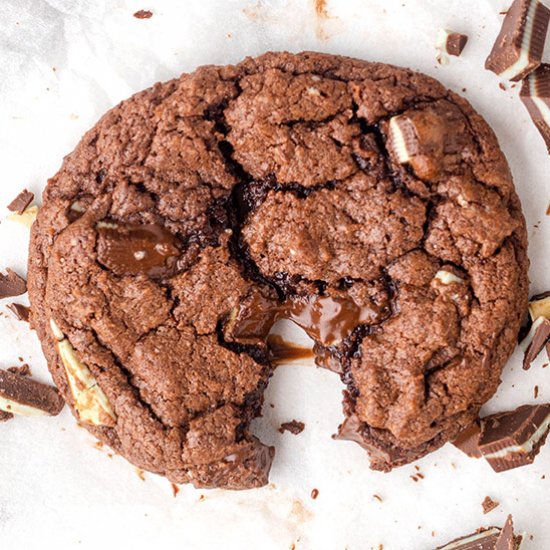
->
522;317;550;369
7;302;30;322
520;63;550;153
279;420;305;435
453;420;482;458
478;403;550;472
0;269;27;299
436;515;522;549
7;189;34;214
0;369;65;417
486;0;550;81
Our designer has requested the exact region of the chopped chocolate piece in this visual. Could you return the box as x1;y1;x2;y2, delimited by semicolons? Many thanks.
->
486;0;550;81
7;189;34;214
279;420;305;435
0;269;27;299
436;515;522;549
522;317;550;369
521;64;550;152
436;29;468;62
453;421;482;457
482;495;500;514
7;302;30;322
133;9;153;19
478;403;550;472
528;290;550;320
0;369;64;417
8;364;31;376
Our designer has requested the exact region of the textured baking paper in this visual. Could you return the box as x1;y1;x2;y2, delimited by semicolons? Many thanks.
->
0;1;549;549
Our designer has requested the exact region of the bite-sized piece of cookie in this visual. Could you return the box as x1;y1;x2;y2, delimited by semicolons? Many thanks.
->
28;52;528;488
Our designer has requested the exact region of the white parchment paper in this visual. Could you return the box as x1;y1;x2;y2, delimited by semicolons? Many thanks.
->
0;1;549;549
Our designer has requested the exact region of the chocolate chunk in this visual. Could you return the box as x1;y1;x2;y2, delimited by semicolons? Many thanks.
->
96;222;180;278
522;317;550;369
7;189;34;214
279;420;305;435
7;303;30;322
482;495;500;514
0;369;64;417
520;64;550;153
485;0;550;81
436;29;468;62
436;515;522;549
133;9;153;19
0;269;27;299
478;403;550;472
453;421;482;458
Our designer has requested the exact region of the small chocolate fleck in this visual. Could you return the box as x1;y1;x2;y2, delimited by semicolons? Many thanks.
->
482;495;500;514
535;385;540;398
0;269;27;299
310;488;319;499
133;9;153;19
279;420;305;435
7;189;34;214
6;303;30;322
171;483;180;497
7;364;30;376
373;494;383;502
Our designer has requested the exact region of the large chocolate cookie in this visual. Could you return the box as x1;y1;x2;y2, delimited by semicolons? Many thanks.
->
28;52;528;489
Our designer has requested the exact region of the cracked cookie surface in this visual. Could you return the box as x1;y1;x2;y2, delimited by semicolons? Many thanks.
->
28;51;528;488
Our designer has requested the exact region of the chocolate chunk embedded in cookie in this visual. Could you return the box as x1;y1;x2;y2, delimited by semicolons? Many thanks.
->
28;51;528;488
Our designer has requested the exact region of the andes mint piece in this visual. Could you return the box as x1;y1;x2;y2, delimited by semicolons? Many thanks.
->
486;0;550;81
96;222;180;277
7;189;34;214
482;496;500;514
0;269;27;299
50;319;116;427
386;103;469;180
453;420;482;458
528;290;550;320
6;205;39;228
436;515;522;549
7;303;30;322
0;369;64;417
478;403;550;472
522;316;550;369
520;64;550;153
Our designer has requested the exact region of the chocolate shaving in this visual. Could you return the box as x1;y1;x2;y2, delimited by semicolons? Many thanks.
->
0;269;27;299
7;189;34;214
7;303;30;322
133;10;153;19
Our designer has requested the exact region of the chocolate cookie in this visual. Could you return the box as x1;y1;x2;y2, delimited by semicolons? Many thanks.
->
28;51;528;489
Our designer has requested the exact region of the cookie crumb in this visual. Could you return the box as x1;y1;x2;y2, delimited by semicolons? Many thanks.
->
310;488;319;499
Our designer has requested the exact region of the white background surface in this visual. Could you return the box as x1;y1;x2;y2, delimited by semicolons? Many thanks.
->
0;1;549;549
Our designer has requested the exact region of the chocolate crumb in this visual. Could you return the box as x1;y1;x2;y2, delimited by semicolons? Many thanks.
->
7;364;30;376
7;189;34;214
7;303;30;322
135;468;146;481
310;488;319;499
0;269;27;299
535;385;540;398
0;410;13;422
171;483;180;497
373;494;383;502
133;9;153;19
482;495;500;514
499;82;506;90
279;420;305;435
